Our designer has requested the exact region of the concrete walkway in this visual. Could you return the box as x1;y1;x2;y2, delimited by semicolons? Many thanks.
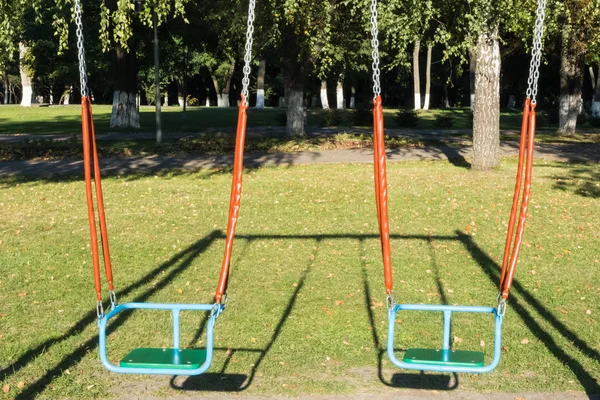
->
0;141;597;178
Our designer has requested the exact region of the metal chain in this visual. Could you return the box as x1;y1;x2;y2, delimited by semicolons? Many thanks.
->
74;0;89;98
241;0;256;106
526;0;547;104
370;0;381;99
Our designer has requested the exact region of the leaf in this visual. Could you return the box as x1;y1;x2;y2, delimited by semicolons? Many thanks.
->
17;382;25;389
586;310;592;315
2;384;9;393
18;292;27;297
453;336;462;343
480;340;485;347
176;288;183;294
520;338;529;345
335;300;344;306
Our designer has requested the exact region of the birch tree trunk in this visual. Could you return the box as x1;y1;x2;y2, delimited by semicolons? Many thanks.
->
469;49;476;112
558;29;584;135
472;32;501;171
111;45;140;128
592;66;600;118
19;42;34;107
320;80;329;109
221;64;234;107
413;40;421;110
4;71;10;104
350;86;356;108
336;75;344;109
255;59;266;108
423;45;432;110
285;79;305;136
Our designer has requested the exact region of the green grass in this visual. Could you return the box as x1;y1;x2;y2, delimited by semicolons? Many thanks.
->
0;105;549;135
1;159;599;398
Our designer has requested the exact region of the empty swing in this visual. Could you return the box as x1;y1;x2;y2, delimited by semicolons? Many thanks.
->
368;0;546;373
74;0;256;375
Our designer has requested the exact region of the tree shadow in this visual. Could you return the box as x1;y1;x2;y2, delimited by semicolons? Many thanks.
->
8;231;222;400
551;165;600;198
170;238;321;392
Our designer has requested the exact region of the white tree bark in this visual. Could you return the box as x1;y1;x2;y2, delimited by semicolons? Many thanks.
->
111;91;140;128
350;86;356;108
423;45;432;110
255;59;266;108
286;84;305;136
19;42;34;107
558;29;584;135
320;80;329;109
336;76;344;109
472;32;501;170
413;40;421;110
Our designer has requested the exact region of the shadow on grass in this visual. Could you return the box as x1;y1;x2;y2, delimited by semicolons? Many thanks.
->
7;231;222;400
5;233;600;397
551;166;600;199
170;238;321;392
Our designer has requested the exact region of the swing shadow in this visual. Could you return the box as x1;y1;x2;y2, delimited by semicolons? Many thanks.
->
8;230;222;400
455;230;600;394
358;237;459;391
169;237;321;392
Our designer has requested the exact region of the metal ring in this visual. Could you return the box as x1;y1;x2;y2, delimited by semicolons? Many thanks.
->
109;290;118;310
496;297;507;317
386;292;396;310
96;301;104;320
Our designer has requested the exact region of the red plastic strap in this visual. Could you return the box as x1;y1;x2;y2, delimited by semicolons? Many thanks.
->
372;96;393;295
215;97;248;302
500;101;536;299
82;97;115;301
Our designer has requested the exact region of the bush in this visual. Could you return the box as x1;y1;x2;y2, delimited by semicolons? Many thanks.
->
432;114;455;129
589;117;600;128
395;108;419;128
186;95;199;106
352;103;372;126
319;109;344;127
276;111;287;127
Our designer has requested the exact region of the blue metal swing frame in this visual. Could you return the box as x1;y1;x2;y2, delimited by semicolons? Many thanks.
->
98;302;225;375
387;303;503;373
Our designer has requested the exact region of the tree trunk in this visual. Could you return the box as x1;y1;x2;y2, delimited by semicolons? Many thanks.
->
19;42;34;107
320;80;329;109
285;79;305;136
336;74;344;109
61;85;72;105
413;40;421;110
219;64;234;107
472;32;501;171
558;29;584;135
423;45;432;110
177;79;185;107
506;95;516;109
350;86;356;108
4;70;9;104
469;49;476;111
256;59;266;108
111;45;139;128
592;66;600;118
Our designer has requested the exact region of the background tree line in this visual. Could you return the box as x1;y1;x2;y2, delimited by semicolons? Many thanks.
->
0;0;599;169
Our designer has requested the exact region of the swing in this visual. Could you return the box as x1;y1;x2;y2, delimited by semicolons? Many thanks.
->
74;0;256;375
368;0;546;373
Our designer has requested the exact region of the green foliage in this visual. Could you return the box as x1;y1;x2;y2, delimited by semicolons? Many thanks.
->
432;114;454;129
395;108;419;128
186;95;198;106
319;108;344;127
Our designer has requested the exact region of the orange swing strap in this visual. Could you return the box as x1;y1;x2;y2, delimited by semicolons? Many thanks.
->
499;100;537;299
81;96;115;302
215;97;248;303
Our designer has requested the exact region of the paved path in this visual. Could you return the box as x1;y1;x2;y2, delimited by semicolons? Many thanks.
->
129;393;598;400
0;141;597;178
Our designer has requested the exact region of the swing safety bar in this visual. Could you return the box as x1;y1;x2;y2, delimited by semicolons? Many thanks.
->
98;302;225;375
387;304;503;373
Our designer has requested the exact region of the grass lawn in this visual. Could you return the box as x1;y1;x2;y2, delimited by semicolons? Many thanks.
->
0;104;559;135
1;159;599;399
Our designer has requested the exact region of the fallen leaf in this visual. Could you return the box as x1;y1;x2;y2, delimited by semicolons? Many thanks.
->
2;384;9;393
454;336;462;343
335;300;344;306
586;310;592;315
520;339;529;345
502;346;509;352
250;337;256;343
176;288;183;294
64;369;71;375
18;292;27;297
87;384;95;389
17;382;25;389
480;340;485;347
226;347;233;356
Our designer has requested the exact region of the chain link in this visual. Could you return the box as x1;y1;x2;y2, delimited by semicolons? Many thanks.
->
241;0;256;106
74;0;89;98
370;0;381;99
526;0;546;104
